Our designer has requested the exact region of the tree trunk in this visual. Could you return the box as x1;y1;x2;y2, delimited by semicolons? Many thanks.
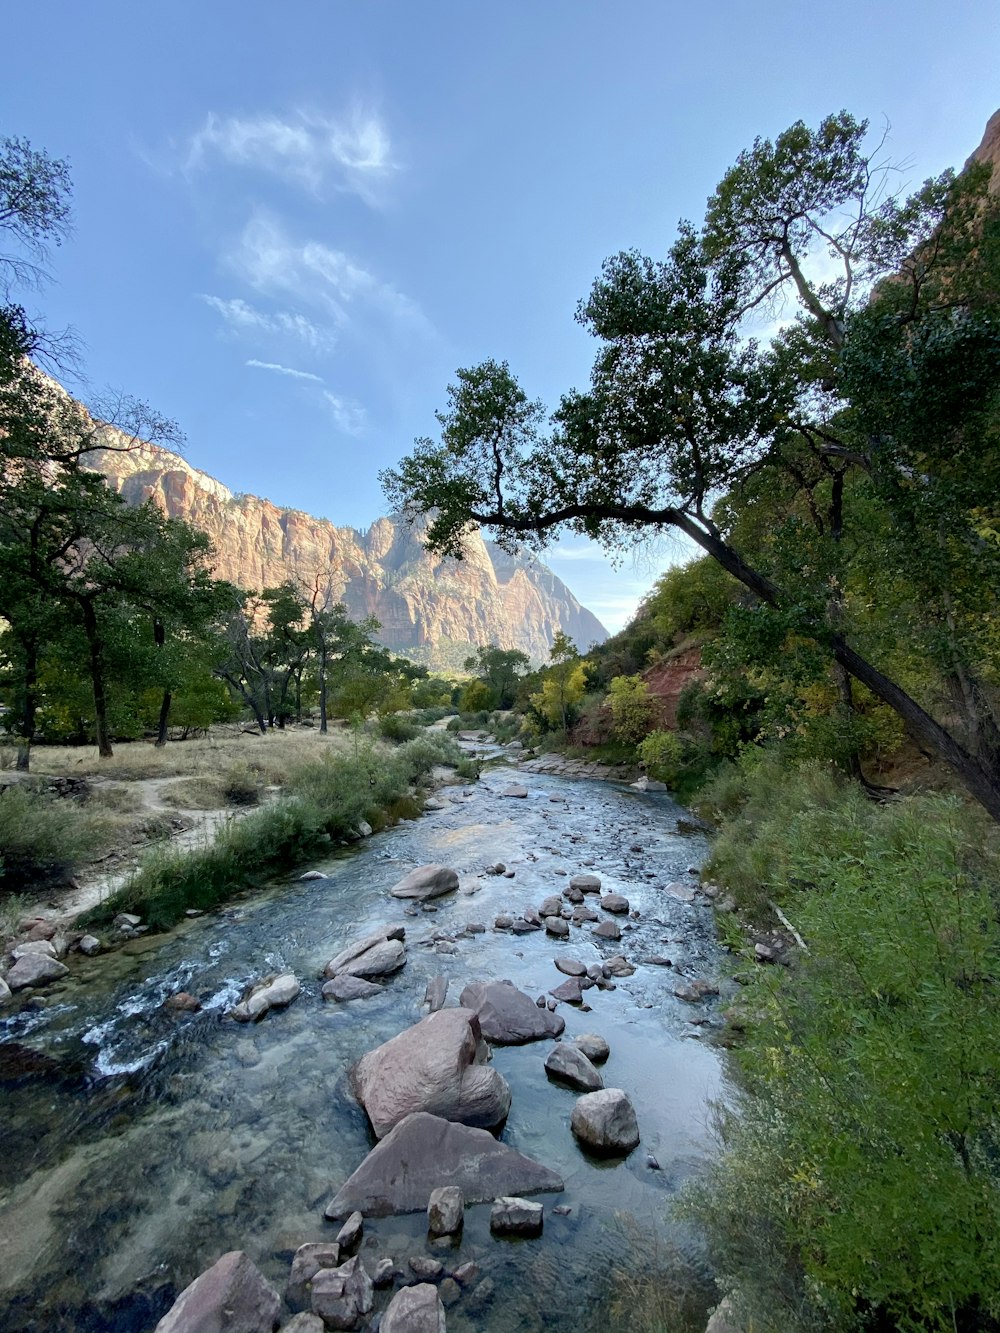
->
15;635;39;771
319;647;328;734
81;599;113;759
155;690;173;747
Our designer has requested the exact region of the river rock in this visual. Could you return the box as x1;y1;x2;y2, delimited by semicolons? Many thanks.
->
544;917;569;938
324;928;406;979
570;1089;640;1155
323;975;384;1002
350;1008;511;1138
511;919;541;935
570;874;601;893
490;1196;543;1237
439;1277;461;1307
459;980;565;1043
538;894;564;918
423;797;448;811
563;886;584;904
12;939;58;960
501;785;528;799
493;915;513;930
299;870;328;881
390;865;459;901
0;976;11;1006
311;1255;373;1330
573;907;599;924
281;1316;325;1333
600;894;630;915
341;939;406;981
605;955;635;977
408;1256;443;1281
287;1242;341;1312
77;934;101;956
427;1185;464;1238
165;991;202;1013
549;977;586;1004
324;1112;564;1217
336;1210;364;1253
5;953;69;991
451;1261;479;1287
674;979;719;1002
554;957;587;977
381;1284;445;1333
154;1250;281;1333
466;1278;495;1314
571;1033;610;1064
372;1258;396;1288
544;1043;603;1091
231;972;300;1022
631;775;667;791
424;975;448;1012
593;920;621;941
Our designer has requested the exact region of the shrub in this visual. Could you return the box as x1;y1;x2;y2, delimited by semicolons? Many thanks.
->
378;713;420;743
607;674;655;745
221;762;261;806
637;729;684;784
684;765;1000;1333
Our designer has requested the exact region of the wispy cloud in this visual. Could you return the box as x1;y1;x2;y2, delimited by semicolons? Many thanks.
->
246;359;324;383
200;294;331;350
228;213;431;336
545;544;604;562
321;390;366;435
186;106;395;202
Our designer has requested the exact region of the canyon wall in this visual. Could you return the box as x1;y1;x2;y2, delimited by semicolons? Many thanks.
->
88;440;608;669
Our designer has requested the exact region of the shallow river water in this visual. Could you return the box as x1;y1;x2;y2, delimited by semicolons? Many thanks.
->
0;763;729;1333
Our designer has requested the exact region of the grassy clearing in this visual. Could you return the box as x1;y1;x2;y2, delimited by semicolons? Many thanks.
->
685;756;1000;1333
83;731;465;931
25;726;350;785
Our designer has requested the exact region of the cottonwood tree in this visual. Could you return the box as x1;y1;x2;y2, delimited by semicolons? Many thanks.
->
383;113;1000;820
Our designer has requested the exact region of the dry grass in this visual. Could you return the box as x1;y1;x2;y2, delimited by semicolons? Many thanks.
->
159;776;228;810
27;726;351;785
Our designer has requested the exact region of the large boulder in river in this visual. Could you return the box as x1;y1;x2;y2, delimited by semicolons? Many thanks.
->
324;1112;564;1218
381;1284;446;1333
389;865;459;900
310;1255;373;1330
350;1008;511;1138
324;928;406;981
545;1042;603;1091
230;972;300;1022
153;1250;281;1333
459;980;565;1044
570;1088;640;1156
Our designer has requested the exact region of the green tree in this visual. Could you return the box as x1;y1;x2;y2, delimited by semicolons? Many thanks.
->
607;673;655;745
462;643;531;708
383;113;1000;821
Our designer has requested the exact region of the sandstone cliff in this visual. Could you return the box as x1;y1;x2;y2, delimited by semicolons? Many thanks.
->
87;440;607;669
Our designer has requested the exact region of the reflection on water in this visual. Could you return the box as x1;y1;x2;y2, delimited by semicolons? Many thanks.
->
0;766;728;1332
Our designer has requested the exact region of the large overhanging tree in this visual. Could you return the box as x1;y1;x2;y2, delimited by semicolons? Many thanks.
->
383;112;1000;820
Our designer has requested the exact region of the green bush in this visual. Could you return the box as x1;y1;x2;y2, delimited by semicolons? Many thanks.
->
637;728;684;784
684;764;1000;1333
0;783;110;890
378;713;420;743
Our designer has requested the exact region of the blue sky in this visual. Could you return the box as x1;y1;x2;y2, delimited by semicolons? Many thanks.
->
2;1;997;632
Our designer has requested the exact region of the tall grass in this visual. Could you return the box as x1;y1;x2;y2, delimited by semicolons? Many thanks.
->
0;783;112;892
84;732;464;931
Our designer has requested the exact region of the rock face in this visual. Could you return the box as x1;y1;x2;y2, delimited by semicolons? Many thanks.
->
153;1250;281;1333
324;1112;564;1217
459;980;565;1044
349;1008;511;1138
381;1284;446;1333
86;439;608;669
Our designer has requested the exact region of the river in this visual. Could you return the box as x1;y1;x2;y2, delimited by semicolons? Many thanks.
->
0;761;729;1332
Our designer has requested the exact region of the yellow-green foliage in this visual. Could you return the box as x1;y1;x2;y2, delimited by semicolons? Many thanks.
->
607;673;655;745
686;761;1000;1333
531;662;588;729
637;728;684;783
